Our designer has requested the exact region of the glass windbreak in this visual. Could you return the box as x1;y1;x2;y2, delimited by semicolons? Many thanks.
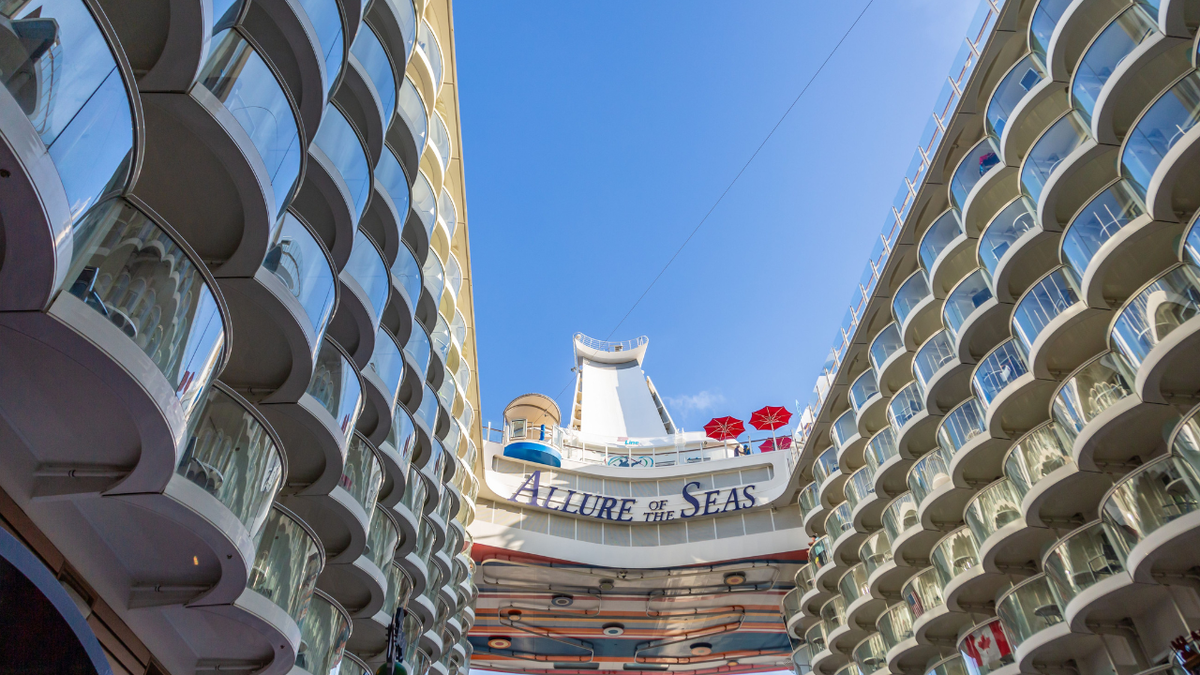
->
386;407;418;473
1061;180;1145;277
950;138;1002;209
400;466;428;516
845;467;875;511
431;315;452;360
1004;423;1071;496
1101;452;1200;558
263;213;336;343
931;527;979;587
796;563;815;591
996;575;1062;646
202;32;302;219
850;369;880;412
971;340;1028;407
964;479;1023;544
959;618;1015;675
248;508;323;623
869;323;905;373
314;107;371;219
445;254;463;299
887;383;924;432
423;249;446;300
1122;71;1200;198
908;450;950;506
861;531;893;576
365;507;399;571
1030;0;1072;61
344;231;389;321
416;20;443;90
376;148;410;219
382;563;412;620
820;595;846;635
430;111;451;171
397;77;428;152
805;623;827;653
877;602;914;649
1;0;135;220
832;410;859;450
1011;267;1081;352
341;435;384;514
893;271;932;327
1111;265;1200;367
799;482;820;518
296;0;343;88
307;340;363;445
63;200;225;419
439;189;458;237
944;270;993;340
979;197;1037;281
350;26;396;120
341;657;367;675
1022;112;1090;203
295;593;349;675
417;383;440;432
1073;6;1158;123
368;328;404;400
919;210;965;272
915;331;955;394
902;567;944;619
1051;351;1134;441
882;492;918;544
853;633;887;673
839;564;869;604
865;428;899;476
937;398;985;459
180;387;283;536
987;55;1044;139
392;242;422;311
929;656;969;675
810;536;831;570
1184;215;1200;268
1043;521;1126;606
782;588;801;620
826;503;853;540
813;446;838;486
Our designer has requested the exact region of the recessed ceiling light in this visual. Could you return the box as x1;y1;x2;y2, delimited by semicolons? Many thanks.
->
602;623;625;636
487;637;511;649
723;572;746;585
690;643;712;656
552;594;574;606
599;579;616;591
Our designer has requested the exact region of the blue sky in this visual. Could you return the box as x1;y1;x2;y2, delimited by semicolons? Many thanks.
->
456;1;980;434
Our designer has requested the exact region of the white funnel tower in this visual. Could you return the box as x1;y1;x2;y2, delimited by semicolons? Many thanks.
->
569;333;676;439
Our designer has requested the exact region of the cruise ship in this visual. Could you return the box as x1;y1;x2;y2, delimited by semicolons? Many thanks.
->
0;0;480;673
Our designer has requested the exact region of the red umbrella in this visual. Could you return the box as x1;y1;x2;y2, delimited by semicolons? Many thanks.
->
704;416;745;441
759;437;792;453
749;406;792;430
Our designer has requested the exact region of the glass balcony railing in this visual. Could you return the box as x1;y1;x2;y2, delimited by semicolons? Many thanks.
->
1101;450;1200;560
846;466;876;511
901;566;945;620
1004;422;1072;496
180;387;284;537
782;588;802;622
894;271;932;328
915;331;956;394
1122;71;1200;198
850;370;881;413
996;574;1063;647
1023;111;1090;203
382;562;412;625
878;602;914;650
376;146;411;219
391;241;423;312
1012;266;1082;352
1051;351;1135;442
883;492;918;544
368;328;404;402
397;76;428;153
451;309;468;349
928;656;969;675
1060;180;1145;278
861;531;893;577
1043;521;1126;606
806;622;827;654
839;564;869;605
416;20;443;92
202;31;302;219
853;633;888;674
813;447;839;487
263;213;336;345
865;427;900;477
308;339;363;444
835;663;863;675
423;250;446;302
1073;5;1158;124
412;170;437;235
341;435;384;515
888;382;925;433
404;324;432;382
797;563;816;592
1030;0;1072;63
937;398;985;461
365;507;399;571
919;209;965;273
63;200;225;419
821;595;847;637
971;339;1028;407
799;482;820;520
944;270;994;341
344;231;390;321
445;253;463;299
811;536;832;571
1111;264;1200;369
315;107;371;220
965;479;1023;545
950;138;1002;209
351;25;397;120
987;55;1045;140
826;503;853;541
832;410;859;450
958;618;1015;675
909;450;951;506
430;111;452;172
295;0;343;90
931;526;979;587
870;323;905;374
979;197;1037;283
248;506;323;623
440;189;458;238
295;591;350;675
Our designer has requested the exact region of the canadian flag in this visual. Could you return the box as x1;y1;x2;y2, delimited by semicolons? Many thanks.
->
962;620;1013;670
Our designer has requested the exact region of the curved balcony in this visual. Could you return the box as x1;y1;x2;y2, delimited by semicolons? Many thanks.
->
346;24;397;157
965;478;1054;575
893;271;939;349
290;431;382;562
1042;520;1134;629
413;19;443;102
928;656;969;675
878;601;932;674
995;574;1082;672
1120;69;1200;218
357;326;404;444
914;330;969;413
824;594;863;657
987;55;1047;146
378;404;417;509
972;339;1055;437
320;503;396;619
950;137;1003;214
866;427;910;499
294;590;351;675
870;323;912;397
852;633;888;675
841;564;881;629
921;209;976;298
806;622;839;675
957;617;1016;675
810;536;837;591
332;231;389;366
850;369;887;437
1004;421;1110;528
429;111;452;177
1072;4;1160;127
244;505;325;664
801;563;832;618
784;588;805;637
904;565;967;644
938;397;1006;490
313;103;372;229
832;408;865;470
888;381;937;458
883;492;932;567
0;0;140;311
814;446;846;509
932;526;996;615
1012;266;1108;378
800;481;826;536
944;269;1006;363
861;531;902;599
846;466;882;530
828;502;863;564
979;197;1052;307
910;444;971;532
1027;111;1115;235
1110;263;1200;401
295;0;345;95
369;148;411;263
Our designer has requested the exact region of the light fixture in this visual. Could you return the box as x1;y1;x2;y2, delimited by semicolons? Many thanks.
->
502;608;523;621
552;594;574;607
599;579;616;591
723;572;746;586
727;661;739;667
690;643;712;656
488;637;512;649
602;623;625;636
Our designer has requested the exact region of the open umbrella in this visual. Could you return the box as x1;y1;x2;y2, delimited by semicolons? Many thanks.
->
750;406;792;457
704;416;744;441
759;437;792;453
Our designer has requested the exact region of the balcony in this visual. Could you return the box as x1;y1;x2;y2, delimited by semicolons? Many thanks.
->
1004;421;1111;529
866;427;910;501
950;137;1003;214
245;505;325;659
783;588;804;637
893;270;939;349
850;369;887;437
1120;69;1200;217
904;565;967;644
294;590;351;675
878;601;930;674
334;231;391;365
861;531;901;600
393;76;429;174
980;197;1049;306
965;478;1053;575
938;397;1007;491
823;594;863;654
1072;5;1160;126
931;526;994;615
907;449;953;526
987;55;1046;146
358;327;404;443
801;482;826;536
841;563;879;629
1041;520;1133;628
944;269;1006;363
1110;264;1200;401
957;617;1016;675
883;492;933;567
832;408;865;470
814;446;845;509
1011;266;1108;377
852;633;888;675
870;323;911;396
914;330;969;413
971;339;1055;437
888;382;937;458
994;574;1077;672
828;502;864;564
921;209;975;298
413;20;444;103
845;466;882;530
